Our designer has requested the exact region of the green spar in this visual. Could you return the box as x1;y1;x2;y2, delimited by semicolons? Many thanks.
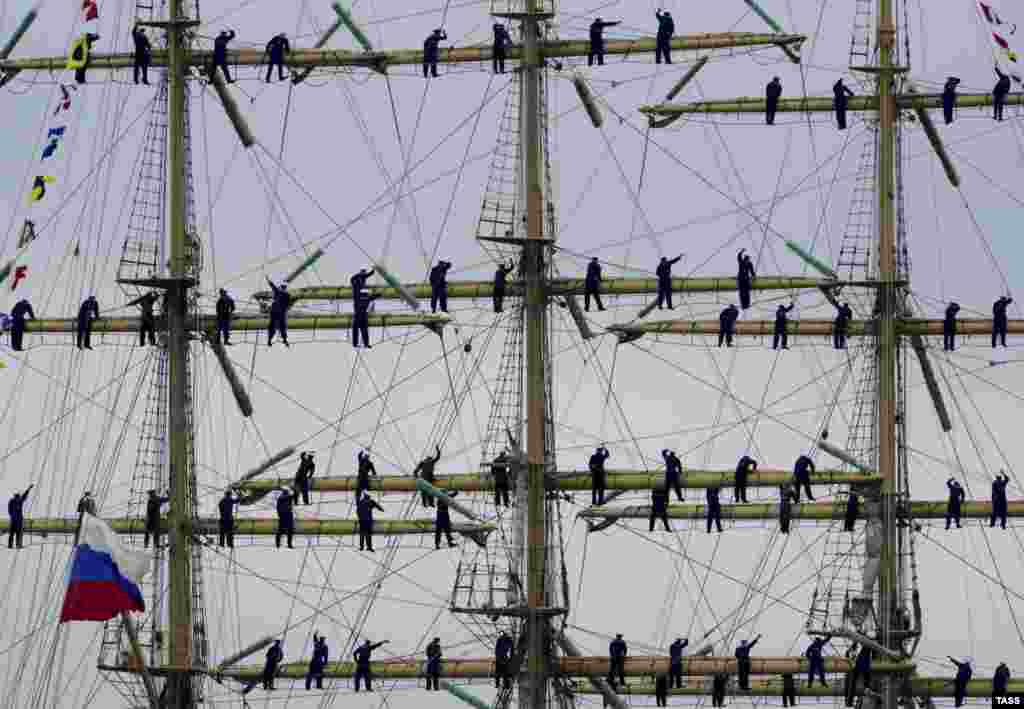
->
742;0;783;33
0;6;38;60
315;7;346;49
785;240;838;279
284;248;324;283
439;680;493;709
665;56;709;101
0;259;13;287
210;339;254;417
741;0;800;63
415;479;485;523
333;2;373;52
291;4;348;84
572;73;604;128
374;262;421;311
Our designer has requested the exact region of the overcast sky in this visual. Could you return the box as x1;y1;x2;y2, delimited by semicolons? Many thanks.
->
0;0;1023;707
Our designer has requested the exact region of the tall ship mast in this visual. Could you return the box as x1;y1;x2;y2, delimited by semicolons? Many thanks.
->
0;0;1022;707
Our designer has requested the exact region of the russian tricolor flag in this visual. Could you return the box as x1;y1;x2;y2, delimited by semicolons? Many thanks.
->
60;513;151;623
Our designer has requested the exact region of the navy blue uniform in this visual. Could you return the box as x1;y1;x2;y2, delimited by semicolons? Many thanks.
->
706;487;722;533
943;77;960;124
352;291;380;348
216;290;235;345
991;473;1009;529
493;262;514;313
993;296;1013;347
350;268;374;293
435;491;458;548
735;636;761;690
834;79;854;130
306;635;328;690
608;635;627;687
492;452;511;508
779;484;797;534
950;657;973;707
354;639;386;691
77;296;99;349
425;639;442;690
138;292;158;347
734;455;757;503
994;663;1010;698
804;636;831;687
219;492;239;547
213;30;236;83
834;303;852;350
133;27;152;84
737;250;756;309
276;490;297;548
357;452;376;496
663;450;683;501
588;19;620;66
144;492;169;548
267;279;292;346
294;453;315;505
655;11;674;64
7;486;32;549
650;487;671;532
495;633;514;688
845;646;871;707
492;24;511;74
994;67;1011;121
766;78;782;125
773;303;795;350
429;261;452;313
719;305;739;347
669;638;688;688
265;34;290;82
655;256;681;309
263;641;283;690
782;673;797;706
844;492;859;532
946;478;965;529
357;494;384;551
414;446;442;507
423;29;447;78
10;299;34;351
793;455;816;501
584;259;605;312
589;447;610;505
943;302;960;351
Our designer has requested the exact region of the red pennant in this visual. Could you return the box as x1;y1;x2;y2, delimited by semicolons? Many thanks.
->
11;266;27;291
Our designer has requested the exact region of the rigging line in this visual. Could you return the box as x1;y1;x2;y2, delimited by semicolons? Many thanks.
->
558;123;868;260
27;100;153;239
938;358;1024;645
956;189;1016;313
626;338;853;457
250;149;327;284
0;356;150;466
218;334;473;469
424;72;498;270
594;113;662;254
917;531;1024;606
248;75;507;267
934;366;1024;492
377;77;433;271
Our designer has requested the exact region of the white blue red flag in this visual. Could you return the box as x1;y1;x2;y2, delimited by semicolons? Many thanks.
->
60;513;150;622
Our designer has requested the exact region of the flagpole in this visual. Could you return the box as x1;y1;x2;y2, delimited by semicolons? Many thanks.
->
121;610;161;709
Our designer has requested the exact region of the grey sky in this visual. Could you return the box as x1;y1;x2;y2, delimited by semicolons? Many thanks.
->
0;0;1022;707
